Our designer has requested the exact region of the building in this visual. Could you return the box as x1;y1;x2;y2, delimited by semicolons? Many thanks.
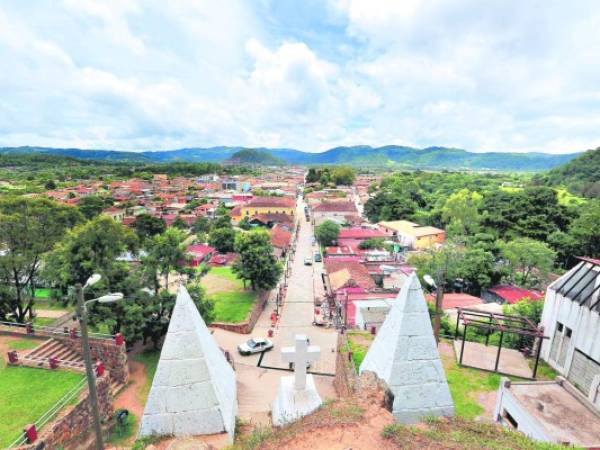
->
378;220;445;250
186;244;216;267
311;201;358;226
337;227;390;242
269;225;292;258
494;377;600;447
539;257;600;399
482;285;544;305
231;196;295;222
103;206;125;223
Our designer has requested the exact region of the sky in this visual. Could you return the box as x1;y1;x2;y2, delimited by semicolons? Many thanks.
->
1;0;600;154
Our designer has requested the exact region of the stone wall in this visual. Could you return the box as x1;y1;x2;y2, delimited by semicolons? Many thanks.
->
15;374;113;450
212;290;270;334
50;334;129;385
333;333;358;397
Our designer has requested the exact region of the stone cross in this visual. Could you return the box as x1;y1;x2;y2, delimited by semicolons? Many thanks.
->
281;334;320;390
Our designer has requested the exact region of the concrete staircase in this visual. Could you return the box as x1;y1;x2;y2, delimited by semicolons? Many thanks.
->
23;338;85;370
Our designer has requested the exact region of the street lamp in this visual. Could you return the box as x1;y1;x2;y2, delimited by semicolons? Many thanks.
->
75;274;124;450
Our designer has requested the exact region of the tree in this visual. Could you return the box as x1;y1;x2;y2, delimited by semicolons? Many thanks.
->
358;237;387;250
208;227;237;253
43;215;137;290
331;166;356;186
364;191;417;223
78;195;106;220
232;229;282;291
0;198;83;322
134;214;166;241
213;213;232;229
143;228;187;291
172;216;188;230
238;216;252;230
409;242;464;342
315;220;340;247
44;179;57;190
499;238;556;286
192;216;211;234
569;200;600;259
458;247;496;295
441;189;482;236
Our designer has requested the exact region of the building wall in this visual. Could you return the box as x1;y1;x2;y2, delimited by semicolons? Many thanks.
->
494;380;552;443
415;232;446;249
239;205;295;218
540;270;600;395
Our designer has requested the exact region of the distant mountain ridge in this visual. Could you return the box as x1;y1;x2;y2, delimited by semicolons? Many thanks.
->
0;145;580;171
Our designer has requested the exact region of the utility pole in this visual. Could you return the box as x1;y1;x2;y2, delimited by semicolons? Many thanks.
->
75;283;104;450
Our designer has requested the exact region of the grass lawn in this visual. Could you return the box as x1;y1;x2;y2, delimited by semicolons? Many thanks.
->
442;352;501;420
7;338;41;352
345;331;374;370
134;350;160;404
34;288;55;299
201;267;258;323
32;317;57;327
0;366;84;447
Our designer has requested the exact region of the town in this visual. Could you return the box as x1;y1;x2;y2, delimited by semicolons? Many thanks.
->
2;1;600;449
0;153;599;449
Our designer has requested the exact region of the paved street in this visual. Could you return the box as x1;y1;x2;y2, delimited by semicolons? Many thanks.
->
212;195;338;423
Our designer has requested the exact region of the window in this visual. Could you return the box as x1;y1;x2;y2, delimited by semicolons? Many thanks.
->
557;322;564;332
502;410;518;429
566;328;572;338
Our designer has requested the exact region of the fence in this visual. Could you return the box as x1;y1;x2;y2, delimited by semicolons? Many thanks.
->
7;378;87;448
0;320;114;341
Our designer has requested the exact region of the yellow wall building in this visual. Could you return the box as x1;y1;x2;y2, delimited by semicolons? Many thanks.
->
378;220;445;250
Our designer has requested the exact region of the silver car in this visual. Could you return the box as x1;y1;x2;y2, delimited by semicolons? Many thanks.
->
237;337;274;356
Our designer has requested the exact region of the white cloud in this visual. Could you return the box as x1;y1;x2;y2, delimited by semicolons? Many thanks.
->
0;1;599;153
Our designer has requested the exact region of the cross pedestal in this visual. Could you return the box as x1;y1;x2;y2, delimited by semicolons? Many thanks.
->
272;334;322;426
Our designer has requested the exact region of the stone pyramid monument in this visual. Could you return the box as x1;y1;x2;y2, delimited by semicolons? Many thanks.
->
359;272;454;424
139;285;237;441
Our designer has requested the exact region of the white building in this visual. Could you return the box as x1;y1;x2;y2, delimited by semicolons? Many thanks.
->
539;257;600;400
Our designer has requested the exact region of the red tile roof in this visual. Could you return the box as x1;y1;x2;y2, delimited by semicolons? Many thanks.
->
487;285;544;304
246;196;295;208
270;226;292;249
425;293;484;310
313;201;357;213
338;228;389;240
325;259;375;290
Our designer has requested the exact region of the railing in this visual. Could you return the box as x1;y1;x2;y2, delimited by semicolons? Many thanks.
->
0;320;114;341
7;377;87;448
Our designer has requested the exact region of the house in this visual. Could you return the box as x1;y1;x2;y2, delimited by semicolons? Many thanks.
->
324;259;376;294
482;285;544;305
249;213;293;228
186;244;216;267
539;257;600;399
231;196;295;222
312;201;358;226
337;227;390;242
378;220;445;250
103;206;125;223
269;225;292;258
342;292;399;330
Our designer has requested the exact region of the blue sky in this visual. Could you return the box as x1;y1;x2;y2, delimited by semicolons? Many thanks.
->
1;0;600;153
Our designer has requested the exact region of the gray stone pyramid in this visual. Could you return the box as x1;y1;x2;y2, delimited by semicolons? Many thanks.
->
359;272;454;424
139;285;237;441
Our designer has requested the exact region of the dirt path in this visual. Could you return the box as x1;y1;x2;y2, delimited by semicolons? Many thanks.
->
114;358;147;419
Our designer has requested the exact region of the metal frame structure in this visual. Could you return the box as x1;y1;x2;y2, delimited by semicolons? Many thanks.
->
454;307;547;379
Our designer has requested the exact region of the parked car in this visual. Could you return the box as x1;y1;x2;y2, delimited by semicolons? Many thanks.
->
237;337;274;356
304;257;313;265
314;252;322;262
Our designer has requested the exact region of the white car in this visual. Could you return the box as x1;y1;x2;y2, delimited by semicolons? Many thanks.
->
237;337;274;356
304;257;313;265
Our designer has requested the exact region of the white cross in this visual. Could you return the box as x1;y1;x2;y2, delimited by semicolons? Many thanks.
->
281;334;320;390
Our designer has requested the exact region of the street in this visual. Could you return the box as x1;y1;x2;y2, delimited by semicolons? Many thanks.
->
212;195;338;423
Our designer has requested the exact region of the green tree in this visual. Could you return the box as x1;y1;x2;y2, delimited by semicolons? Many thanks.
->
238;216;252;230
569;200;600;259
143;228;187;290
331;166;356;186
441;189;482;236
358;237;387;250
134;214;166;241
459;247;496;295
172;216;188;230
78;195;107;220
0;198;83;321
499;238;556;286
44;179;57;190
315;220;340;247
192;216;211;234
232;229;282;290
43;215;137;289
208;227;237;253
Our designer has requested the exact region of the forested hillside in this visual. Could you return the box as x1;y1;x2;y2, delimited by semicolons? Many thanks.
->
540;147;600;198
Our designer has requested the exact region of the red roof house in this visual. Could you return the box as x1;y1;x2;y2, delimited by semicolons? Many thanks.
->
483;285;544;305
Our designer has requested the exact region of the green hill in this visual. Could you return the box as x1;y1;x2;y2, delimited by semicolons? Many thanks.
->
226;148;284;165
541;147;600;198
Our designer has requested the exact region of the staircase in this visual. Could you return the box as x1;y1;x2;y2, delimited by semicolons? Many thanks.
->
23;338;85;371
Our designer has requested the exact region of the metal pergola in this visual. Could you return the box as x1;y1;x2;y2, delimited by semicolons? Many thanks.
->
455;307;547;379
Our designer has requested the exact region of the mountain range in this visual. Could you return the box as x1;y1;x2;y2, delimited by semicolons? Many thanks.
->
0;145;580;171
